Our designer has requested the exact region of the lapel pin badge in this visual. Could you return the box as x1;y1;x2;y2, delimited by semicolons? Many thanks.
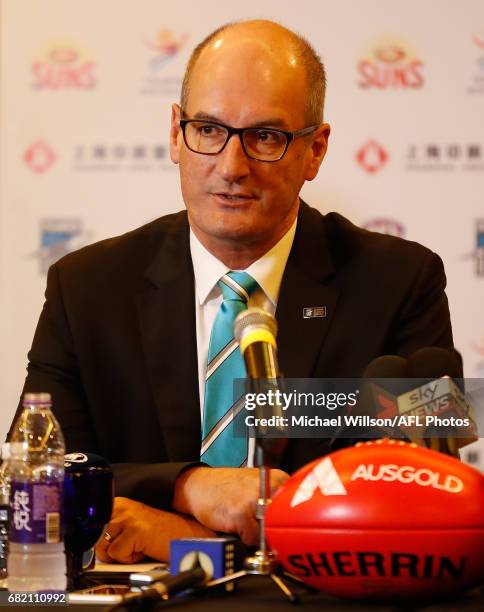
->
303;306;327;319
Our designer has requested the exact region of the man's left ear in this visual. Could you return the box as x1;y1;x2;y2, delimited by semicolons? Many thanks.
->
304;123;330;181
170;103;182;165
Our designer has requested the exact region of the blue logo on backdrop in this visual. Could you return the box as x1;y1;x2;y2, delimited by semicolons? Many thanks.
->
468;33;484;94
476;220;484;276
461;220;484;277
31;218;93;275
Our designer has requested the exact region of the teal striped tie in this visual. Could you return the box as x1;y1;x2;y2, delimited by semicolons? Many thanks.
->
201;271;259;467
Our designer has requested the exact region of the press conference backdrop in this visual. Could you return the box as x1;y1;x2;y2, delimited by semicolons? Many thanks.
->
1;0;483;467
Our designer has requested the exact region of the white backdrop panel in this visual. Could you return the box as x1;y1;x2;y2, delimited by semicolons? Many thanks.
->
1;0;483;462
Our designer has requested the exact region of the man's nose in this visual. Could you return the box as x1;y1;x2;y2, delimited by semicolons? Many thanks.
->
216;133;250;182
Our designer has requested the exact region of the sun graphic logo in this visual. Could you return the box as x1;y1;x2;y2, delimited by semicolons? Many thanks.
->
24;141;56;173
471;31;484;72
146;28;188;71
357;37;424;89
472;32;484;50
355;140;389;173
32;41;97;90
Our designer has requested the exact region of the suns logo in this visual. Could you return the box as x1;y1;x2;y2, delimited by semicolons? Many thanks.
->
358;38;424;89
32;41;96;90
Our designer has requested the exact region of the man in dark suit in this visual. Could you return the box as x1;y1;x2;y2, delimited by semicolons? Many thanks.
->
15;20;454;562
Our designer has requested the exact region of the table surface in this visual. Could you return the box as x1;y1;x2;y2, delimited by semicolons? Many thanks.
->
66;575;483;612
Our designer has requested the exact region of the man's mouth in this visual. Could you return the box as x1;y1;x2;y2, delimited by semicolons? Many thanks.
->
212;193;255;204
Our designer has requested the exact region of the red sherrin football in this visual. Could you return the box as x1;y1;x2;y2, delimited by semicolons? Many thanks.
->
265;439;484;600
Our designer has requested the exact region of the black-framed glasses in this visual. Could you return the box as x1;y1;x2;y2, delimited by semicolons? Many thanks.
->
179;116;319;162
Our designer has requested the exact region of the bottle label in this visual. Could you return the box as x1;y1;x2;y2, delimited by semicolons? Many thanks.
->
0;503;8;571
9;482;63;544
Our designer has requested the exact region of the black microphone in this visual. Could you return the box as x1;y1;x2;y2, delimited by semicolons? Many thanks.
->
399;348;477;457
362;354;408;379
234;307;287;466
405;346;463;388
64;453;113;589
361;354;410;412
353;355;410;438
110;566;207;612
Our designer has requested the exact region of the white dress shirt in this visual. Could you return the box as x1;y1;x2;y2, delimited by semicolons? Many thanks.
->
190;219;297;466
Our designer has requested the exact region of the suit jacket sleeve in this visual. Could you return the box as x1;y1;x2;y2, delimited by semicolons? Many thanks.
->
10;263;198;511
388;250;455;357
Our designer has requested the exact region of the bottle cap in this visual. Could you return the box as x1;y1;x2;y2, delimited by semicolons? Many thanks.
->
9;442;28;456
22;392;52;405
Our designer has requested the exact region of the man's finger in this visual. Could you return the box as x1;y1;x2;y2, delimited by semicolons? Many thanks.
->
239;517;259;547
270;470;290;494
95;543;113;563
95;521;124;562
106;530;145;564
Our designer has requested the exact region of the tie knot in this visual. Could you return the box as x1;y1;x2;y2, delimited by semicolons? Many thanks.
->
218;271;258;303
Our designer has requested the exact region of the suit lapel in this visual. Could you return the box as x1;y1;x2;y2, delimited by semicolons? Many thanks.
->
135;204;339;459
277;202;340;378
136;213;201;461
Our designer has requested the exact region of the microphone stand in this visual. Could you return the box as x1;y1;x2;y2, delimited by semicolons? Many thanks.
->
203;380;317;604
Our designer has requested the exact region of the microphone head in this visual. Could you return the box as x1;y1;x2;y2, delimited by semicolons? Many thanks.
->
233;307;277;343
405;347;463;380
402;349;469;454
360;355;410;402
363;355;408;379
64;453;113;554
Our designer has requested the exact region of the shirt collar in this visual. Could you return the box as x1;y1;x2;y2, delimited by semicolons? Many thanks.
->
190;218;297;306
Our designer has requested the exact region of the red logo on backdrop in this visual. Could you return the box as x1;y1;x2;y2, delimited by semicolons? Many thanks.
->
472;334;484;377
363;218;405;237
24;141;56;173
32;43;97;89
358;39;424;89
472;34;484;49
356;141;388;173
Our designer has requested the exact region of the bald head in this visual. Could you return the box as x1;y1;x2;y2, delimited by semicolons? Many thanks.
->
181;20;326;124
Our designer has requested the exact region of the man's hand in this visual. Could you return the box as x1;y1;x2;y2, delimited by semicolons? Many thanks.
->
172;467;290;546
96;497;216;563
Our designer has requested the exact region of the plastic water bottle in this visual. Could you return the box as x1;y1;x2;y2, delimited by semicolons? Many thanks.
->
7;393;66;592
0;443;10;588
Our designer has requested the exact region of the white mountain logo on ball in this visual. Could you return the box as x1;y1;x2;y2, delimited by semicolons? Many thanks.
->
290;457;347;507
